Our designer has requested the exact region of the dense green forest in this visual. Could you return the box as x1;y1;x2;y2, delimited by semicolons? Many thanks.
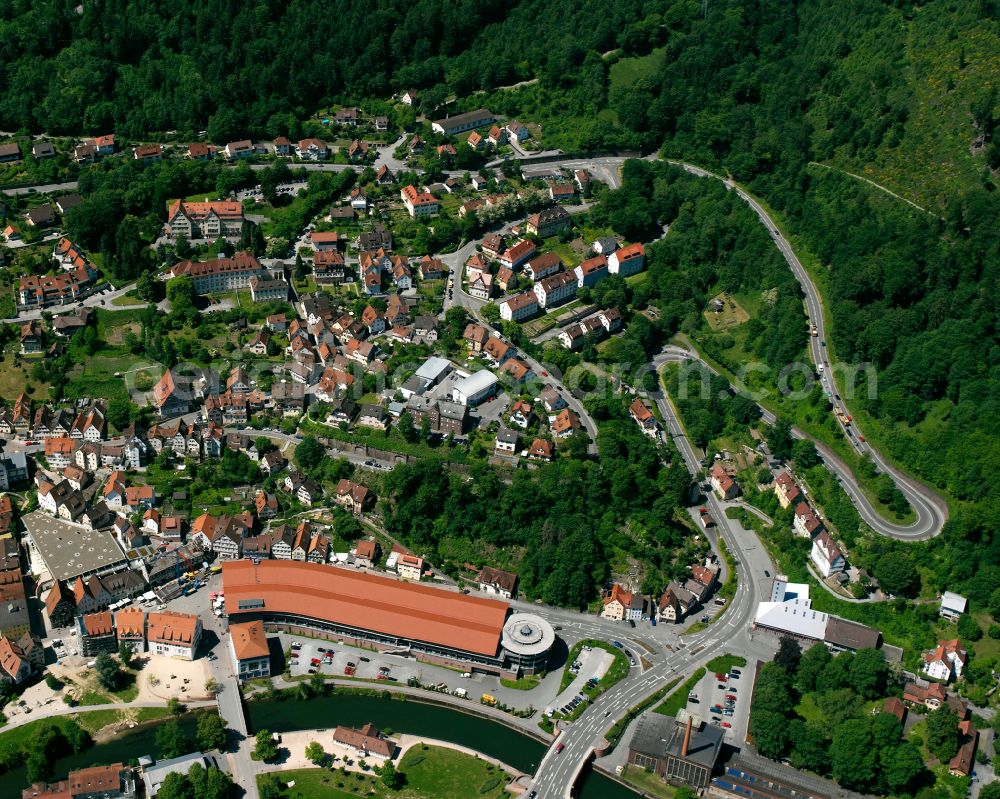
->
749;640;935;796
380;397;693;608
0;0;655;138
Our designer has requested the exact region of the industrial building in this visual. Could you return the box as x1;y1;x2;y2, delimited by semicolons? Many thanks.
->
222;560;554;676
450;370;499;406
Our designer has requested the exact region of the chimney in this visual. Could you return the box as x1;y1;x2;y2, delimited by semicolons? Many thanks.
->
681;715;693;758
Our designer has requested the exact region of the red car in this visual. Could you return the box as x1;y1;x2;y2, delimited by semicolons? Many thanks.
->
858;435;866;442
726;694;737;701
715;673;726;681
344;665;356;676
722;722;732;728
555;742;565;753
310;658;321;666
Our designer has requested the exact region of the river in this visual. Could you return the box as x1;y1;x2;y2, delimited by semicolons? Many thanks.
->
247;692;641;799
3;695;641;799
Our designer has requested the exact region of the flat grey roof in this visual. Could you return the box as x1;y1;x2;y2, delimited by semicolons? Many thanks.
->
630;713;723;770
415;356;452;381
22;511;127;582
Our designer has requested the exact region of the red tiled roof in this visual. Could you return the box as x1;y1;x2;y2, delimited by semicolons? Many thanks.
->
222;560;509;657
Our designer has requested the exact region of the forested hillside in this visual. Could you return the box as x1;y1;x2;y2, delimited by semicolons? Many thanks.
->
0;0;649;138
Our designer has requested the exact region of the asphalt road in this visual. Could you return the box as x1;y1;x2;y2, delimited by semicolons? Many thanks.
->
528;345;776;798
665;160;947;540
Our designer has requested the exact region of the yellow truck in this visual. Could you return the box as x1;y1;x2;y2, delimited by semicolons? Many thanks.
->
481;693;497;706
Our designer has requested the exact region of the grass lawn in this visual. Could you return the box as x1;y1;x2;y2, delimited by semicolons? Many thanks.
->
259;744;511;798
609;46;667;91
0;355;48;402
704;654;747;674
399;744;509;797
622;765;676;799
655;667;706;717
559;640;629;694
499;675;540;691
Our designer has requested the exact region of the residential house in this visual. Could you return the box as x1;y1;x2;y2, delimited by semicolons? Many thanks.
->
508;400;534;429
230;620;271;680
477;566;517;599
295;138;329;160
551;408;581;438
417;255;446;281
525;207;570;238
464;324;489;352
903;680;948;710
528;438;554;461
481;233;506;260
254;491;279;520
20;321;43;353
297;479;322;506
922;639;967;682
354;539;382;568
146;611;201;660
506;121;530;141
575;254;609;288
80;611;117;655
810;531;846;578
397;554;424;581
334;479;373;515
534;271;577;308
601;583;646;621
548;181;576;202
334;107;359;126
401;185;439;218
940;592;968;622
94;134;116;155
495;428;519;455
188;142;212;160
709;464;740;501
32;141;55;159
629;399;658;436
497;239;536;270
133;144;163;163
487;125;508;146
773;472;802;509
468;272;493;299
224;140;254;160
347;139;369;161
500;292;539;322
793;502;824;538
608;243;646;276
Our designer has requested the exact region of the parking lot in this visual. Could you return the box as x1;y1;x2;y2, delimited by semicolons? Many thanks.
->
285;636;420;685
686;664;751;743
545;645;614;716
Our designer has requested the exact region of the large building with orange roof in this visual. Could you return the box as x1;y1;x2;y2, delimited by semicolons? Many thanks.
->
165;199;244;240
222;560;554;676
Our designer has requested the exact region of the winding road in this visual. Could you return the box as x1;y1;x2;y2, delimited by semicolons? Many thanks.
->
665;159;947;540
529;344;778;798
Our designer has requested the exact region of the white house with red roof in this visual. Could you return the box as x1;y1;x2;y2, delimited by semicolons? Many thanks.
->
810;530;846;578
922;639;967;682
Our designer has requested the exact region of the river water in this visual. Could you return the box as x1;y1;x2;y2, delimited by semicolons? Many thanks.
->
5;695;640;798
247;693;640;799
